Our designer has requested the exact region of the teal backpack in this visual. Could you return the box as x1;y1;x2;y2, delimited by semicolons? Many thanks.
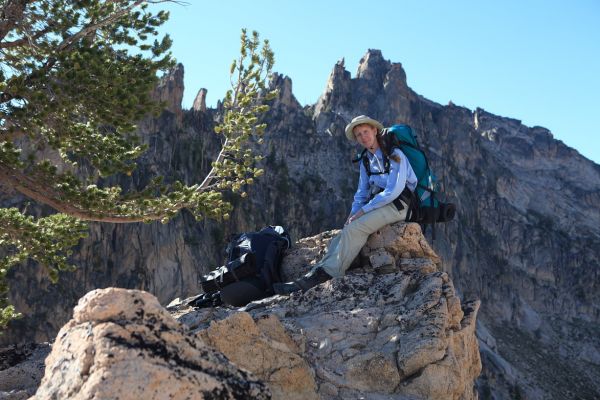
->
354;124;455;236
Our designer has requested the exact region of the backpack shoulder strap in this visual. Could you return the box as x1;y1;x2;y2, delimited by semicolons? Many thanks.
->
359;149;371;176
381;128;399;174
382;149;391;173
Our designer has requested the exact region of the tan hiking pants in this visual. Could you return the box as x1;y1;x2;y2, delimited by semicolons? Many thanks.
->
316;202;407;278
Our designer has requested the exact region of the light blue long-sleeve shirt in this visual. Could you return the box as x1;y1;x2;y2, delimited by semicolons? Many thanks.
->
350;148;418;215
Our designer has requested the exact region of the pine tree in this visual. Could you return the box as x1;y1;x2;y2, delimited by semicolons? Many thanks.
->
0;1;276;329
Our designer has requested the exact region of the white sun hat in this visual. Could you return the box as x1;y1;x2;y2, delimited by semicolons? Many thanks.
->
344;115;384;141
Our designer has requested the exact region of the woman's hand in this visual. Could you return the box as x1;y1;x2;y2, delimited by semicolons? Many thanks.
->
346;209;365;225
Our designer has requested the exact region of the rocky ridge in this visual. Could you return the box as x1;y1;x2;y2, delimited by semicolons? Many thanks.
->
1;50;599;399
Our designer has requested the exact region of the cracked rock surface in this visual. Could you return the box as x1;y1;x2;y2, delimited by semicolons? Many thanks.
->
31;288;270;400
174;222;481;400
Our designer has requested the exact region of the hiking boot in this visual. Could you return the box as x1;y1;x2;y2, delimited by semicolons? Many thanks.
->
273;267;332;295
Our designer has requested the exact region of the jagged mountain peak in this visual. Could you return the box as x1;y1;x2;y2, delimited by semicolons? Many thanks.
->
192;88;207;112
314;58;352;117
356;48;391;80
154;62;184;119
269;72;301;110
314;49;412;131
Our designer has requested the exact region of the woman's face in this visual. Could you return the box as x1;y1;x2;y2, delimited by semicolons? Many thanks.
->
353;124;379;150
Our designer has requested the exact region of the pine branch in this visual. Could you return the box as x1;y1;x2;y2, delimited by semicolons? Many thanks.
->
0;0;30;42
0;160;180;222
0;25;52;49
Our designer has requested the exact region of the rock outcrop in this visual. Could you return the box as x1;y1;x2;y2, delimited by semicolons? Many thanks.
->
193;88;207;112
31;288;270;400
152;62;185;121
199;312;319;400
174;222;481;400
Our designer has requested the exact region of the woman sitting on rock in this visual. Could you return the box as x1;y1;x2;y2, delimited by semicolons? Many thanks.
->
274;115;418;294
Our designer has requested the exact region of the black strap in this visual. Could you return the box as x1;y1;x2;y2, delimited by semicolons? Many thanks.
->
392;186;418;222
360;149;391;177
430;190;436;241
392;197;404;211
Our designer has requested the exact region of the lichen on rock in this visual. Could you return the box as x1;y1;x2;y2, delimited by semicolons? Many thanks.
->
31;288;270;400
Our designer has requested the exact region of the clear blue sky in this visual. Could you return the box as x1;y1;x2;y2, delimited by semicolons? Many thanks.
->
155;1;600;164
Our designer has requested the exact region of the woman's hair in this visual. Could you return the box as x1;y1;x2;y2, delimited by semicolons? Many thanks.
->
376;133;401;163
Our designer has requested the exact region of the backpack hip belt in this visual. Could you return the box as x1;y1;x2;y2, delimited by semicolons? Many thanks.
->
393;186;416;212
369;186;415;214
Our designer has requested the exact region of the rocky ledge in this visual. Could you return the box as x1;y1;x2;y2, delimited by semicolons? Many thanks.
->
2;222;481;399
173;222;482;400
